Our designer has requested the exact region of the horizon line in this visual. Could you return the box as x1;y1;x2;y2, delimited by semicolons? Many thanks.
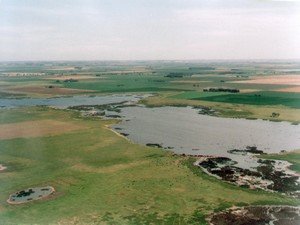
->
1;58;300;63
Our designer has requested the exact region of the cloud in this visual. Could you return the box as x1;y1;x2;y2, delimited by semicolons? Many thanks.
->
0;0;300;60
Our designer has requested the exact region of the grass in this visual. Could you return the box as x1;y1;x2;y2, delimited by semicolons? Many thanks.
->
62;74;182;93
193;91;300;109
170;91;229;99
0;107;297;224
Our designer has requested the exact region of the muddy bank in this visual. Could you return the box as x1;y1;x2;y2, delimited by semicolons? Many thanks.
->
209;206;300;225
68;101;140;118
195;149;300;196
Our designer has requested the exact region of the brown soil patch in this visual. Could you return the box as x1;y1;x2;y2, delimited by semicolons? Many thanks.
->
275;86;300;93
172;187;187;193
47;75;97;80
0;120;86;140
230;75;300;85
8;86;95;95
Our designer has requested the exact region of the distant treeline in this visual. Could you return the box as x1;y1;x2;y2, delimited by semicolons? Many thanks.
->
165;73;189;78
219;71;245;75
188;67;215;70
203;88;240;93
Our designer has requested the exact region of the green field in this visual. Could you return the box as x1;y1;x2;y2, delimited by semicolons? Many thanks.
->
0;108;297;224
170;91;230;99
191;92;300;109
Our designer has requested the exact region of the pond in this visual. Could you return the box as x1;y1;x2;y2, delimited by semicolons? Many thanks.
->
7;186;55;204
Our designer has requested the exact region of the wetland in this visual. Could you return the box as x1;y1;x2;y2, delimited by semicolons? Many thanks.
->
1;60;300;224
2;93;299;197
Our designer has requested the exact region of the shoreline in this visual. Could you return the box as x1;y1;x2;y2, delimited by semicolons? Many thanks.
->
208;205;300;225
104;124;132;143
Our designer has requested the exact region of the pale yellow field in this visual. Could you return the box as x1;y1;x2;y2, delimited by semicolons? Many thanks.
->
275;86;300;93
230;75;300;85
0;120;87;140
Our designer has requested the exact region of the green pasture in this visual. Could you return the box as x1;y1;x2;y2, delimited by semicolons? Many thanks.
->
61;74;185;93
0;108;297;224
192;91;300;109
170;91;230;99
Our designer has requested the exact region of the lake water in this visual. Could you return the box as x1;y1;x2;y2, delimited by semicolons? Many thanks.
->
113;106;300;156
0;94;149;108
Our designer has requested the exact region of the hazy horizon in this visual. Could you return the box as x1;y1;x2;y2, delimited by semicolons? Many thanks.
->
1;59;300;63
1;0;300;61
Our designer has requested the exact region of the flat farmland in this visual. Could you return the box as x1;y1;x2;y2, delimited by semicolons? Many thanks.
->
230;75;300;86
192;91;300;109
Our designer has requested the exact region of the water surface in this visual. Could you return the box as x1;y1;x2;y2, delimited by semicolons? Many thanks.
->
113;106;300;156
0;94;149;108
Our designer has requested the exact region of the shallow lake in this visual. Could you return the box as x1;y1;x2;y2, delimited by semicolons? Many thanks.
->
0;94;149;108
113;106;300;157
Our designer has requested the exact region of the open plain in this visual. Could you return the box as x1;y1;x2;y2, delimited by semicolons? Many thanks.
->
0;61;299;224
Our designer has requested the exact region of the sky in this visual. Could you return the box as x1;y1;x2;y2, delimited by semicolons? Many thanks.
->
0;0;300;61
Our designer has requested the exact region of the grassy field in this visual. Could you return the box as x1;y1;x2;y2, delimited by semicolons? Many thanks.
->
170;91;229;99
61;74;184;93
171;91;300;108
192;91;300;109
0;107;297;224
